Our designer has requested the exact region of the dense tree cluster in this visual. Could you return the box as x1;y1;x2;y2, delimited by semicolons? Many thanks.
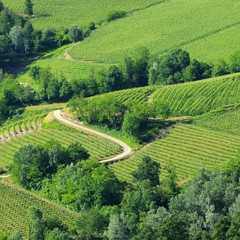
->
11;141;89;189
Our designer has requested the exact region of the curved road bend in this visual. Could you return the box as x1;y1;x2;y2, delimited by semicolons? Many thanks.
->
53;110;132;163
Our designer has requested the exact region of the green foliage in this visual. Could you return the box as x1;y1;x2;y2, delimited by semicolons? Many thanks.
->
75;207;109;239
68;25;83;43
104;213;128;240
132;156;160;186
24;0;33;16
11;141;89;190
107;10;127;22
40;160;122;211
28;206;44;240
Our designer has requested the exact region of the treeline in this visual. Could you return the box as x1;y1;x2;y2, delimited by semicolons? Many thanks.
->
0;0;95;69
8;147;240;239
68;97;170;142
29;48;240;103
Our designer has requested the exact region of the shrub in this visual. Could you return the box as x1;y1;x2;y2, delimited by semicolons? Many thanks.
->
106;10;127;22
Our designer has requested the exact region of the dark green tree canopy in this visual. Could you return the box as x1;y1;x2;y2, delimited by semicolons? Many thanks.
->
25;0;33;16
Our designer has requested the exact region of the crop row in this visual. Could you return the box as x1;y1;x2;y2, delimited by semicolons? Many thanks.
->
88;86;154;106
0;114;46;140
110;123;240;182
153;74;240;116
0;183;79;238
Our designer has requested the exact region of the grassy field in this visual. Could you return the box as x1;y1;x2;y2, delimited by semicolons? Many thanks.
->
110;124;240;182
152;74;240;116
0;183;79;238
2;0;162;29
0;120;122;168
69;0;240;64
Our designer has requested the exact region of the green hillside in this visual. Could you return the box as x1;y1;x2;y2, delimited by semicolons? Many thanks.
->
69;0;240;63
2;0;161;29
0;183;79;238
111;124;240;182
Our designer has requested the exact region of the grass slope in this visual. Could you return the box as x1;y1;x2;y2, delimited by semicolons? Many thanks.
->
3;0;162;29
69;0;240;64
111;124;240;182
0;183;79;238
153;74;240;116
0;120;122;168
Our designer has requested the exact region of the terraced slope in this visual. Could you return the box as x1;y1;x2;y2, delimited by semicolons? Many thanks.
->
0;183;79;238
0;120;122;168
69;0;240;63
110;124;240;182
2;0;162;29
153;74;240;116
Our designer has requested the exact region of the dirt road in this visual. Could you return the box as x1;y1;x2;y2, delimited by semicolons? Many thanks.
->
53;110;132;163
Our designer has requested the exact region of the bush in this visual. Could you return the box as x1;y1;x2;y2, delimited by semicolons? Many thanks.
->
106;10;127;22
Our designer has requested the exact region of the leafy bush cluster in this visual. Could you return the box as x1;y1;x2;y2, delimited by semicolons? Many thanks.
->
106;10;127;22
11;141;89;190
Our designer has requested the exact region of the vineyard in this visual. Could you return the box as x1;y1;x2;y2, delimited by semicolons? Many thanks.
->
0;120;122;168
2;0;162;29
0;183;79;238
110;124;240;182
0;114;45;140
193;107;240;136
87;86;154;106
152;74;240;116
69;0;240;64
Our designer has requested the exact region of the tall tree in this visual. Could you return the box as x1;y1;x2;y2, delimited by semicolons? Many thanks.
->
28;207;44;240
9;26;24;52
25;0;33;17
68;25;83;42
132;156;160;187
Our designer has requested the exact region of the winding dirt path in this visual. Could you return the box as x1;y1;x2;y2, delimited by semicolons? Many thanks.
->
53;110;132;163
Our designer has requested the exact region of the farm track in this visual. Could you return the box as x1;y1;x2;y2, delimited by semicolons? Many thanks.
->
53;110;132;163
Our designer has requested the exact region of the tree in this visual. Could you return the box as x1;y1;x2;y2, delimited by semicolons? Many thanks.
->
12;144;49;189
67;142;90;163
229;51;240;73
149;49;190;85
25;0;33;17
23;21;34;55
104;214;128;240
68;25;83;42
75;208;109;240
9;26;24;52
132;156;160;187
28;207;44;240
0;1;4;12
